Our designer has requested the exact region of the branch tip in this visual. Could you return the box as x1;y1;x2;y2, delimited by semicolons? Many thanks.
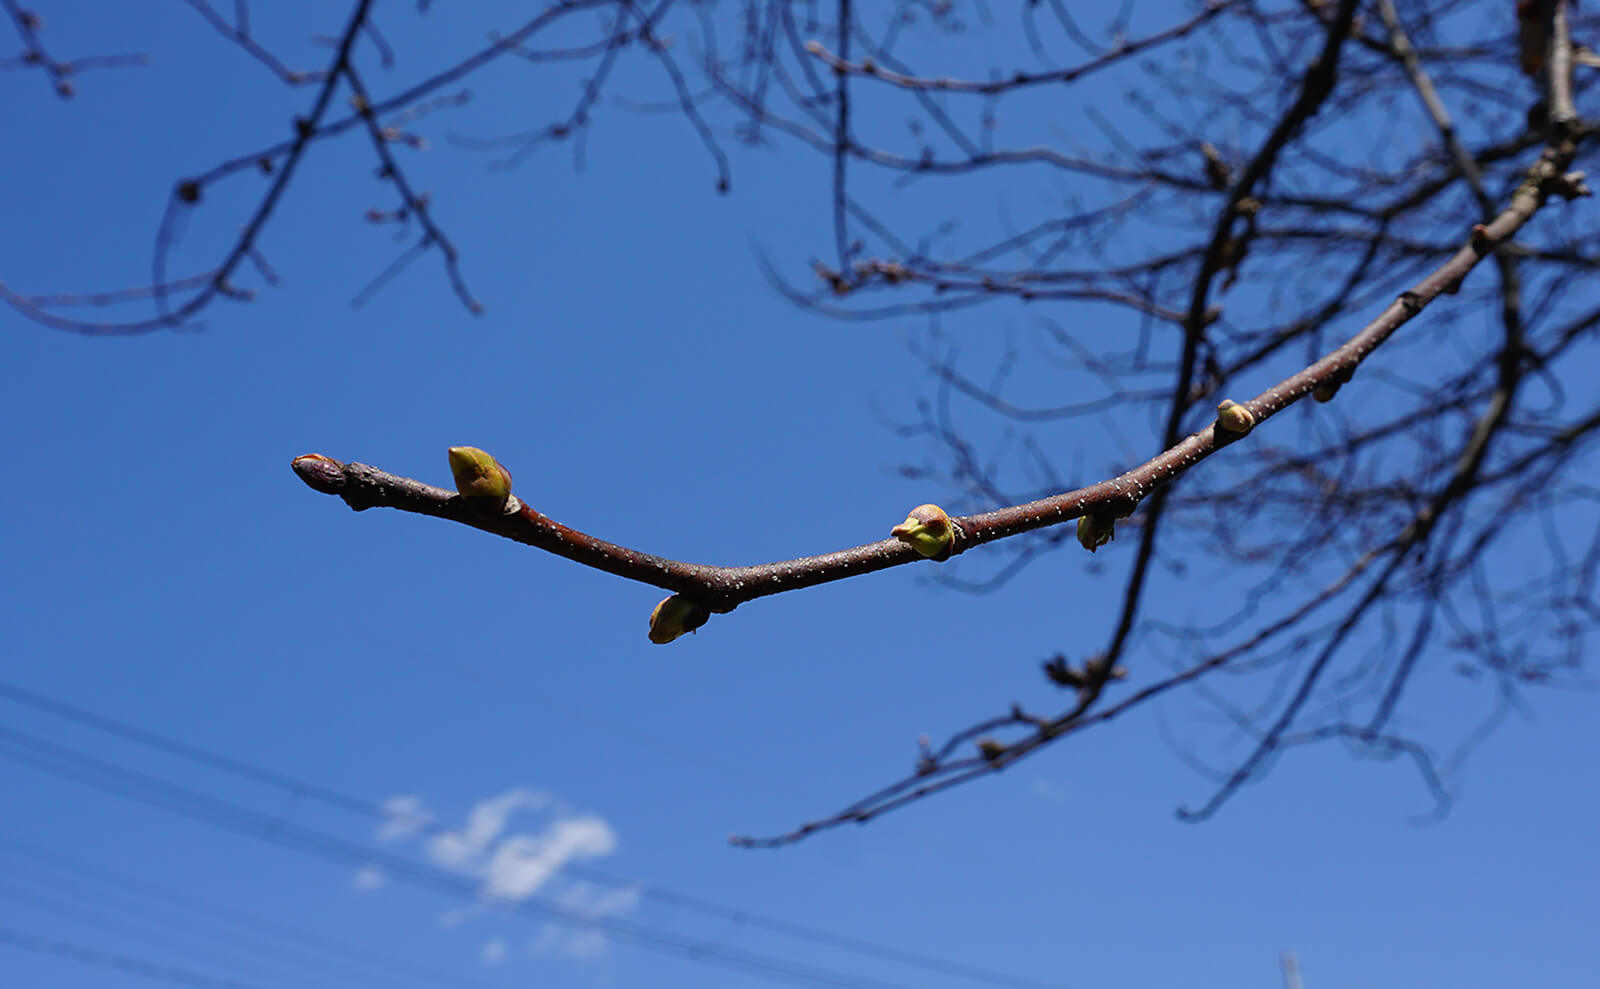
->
291;453;347;494
1546;169;1590;200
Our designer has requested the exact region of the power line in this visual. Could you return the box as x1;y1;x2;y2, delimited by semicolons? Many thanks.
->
0;835;499;989
0;678;1065;989
0;923;272;989
0;722;919;989
0;878;346;989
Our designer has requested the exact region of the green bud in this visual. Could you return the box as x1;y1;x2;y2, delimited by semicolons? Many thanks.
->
1215;399;1256;434
891;504;957;560
1077;515;1114;553
447;446;516;515
648;594;712;644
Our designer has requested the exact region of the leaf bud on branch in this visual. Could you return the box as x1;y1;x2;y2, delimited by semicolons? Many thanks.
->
891;504;958;560
1215;399;1256;435
447;446;518;516
648;594;712;644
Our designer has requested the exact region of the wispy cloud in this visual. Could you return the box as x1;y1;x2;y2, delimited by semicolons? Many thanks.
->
427;787;548;871
377;794;431;843
532;881;642;958
482;815;615;901
350;863;386;892
369;786;635;960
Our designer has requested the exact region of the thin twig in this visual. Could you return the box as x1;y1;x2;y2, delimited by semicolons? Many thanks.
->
294;142;1589;627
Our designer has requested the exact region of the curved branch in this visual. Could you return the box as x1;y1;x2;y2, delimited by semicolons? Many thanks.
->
179;0;321;85
1;0;146;97
0;0;628;335
0;0;375;335
294;142;1588;634
724;137;1589;846
802;0;1242;95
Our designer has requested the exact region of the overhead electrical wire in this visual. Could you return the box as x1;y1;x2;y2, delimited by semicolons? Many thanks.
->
0;922;271;989
0;878;348;989
0;722;924;989
0;837;498;989
0;678;1065;989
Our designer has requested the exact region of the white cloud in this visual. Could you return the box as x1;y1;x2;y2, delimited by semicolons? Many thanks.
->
404;788;610;905
376;794;431;843
368;786;634;963
427;787;548;870
482;815;616;902
350;864;386;892
531;881;642;958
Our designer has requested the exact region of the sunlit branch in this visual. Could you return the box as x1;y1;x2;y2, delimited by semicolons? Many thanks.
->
295;140;1587;633
730;134;1589;846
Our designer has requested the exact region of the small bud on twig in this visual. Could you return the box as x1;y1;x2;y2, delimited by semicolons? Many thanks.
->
976;738;1007;761
1077;514;1115;553
1083;653;1127;684
447;446;517;516
1043;653;1126;691
648;594;711;644
1200;141;1231;190
891;504;957;560
1545;171;1591;201
1313;365;1354;403
290;453;346;495
1215;399;1256;435
1042;654;1088;688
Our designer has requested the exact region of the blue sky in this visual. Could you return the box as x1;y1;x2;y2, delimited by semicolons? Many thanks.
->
2;2;1597;988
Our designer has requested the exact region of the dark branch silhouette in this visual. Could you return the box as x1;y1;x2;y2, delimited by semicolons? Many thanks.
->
0;0;725;334
1;0;145;96
10;0;1600;847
